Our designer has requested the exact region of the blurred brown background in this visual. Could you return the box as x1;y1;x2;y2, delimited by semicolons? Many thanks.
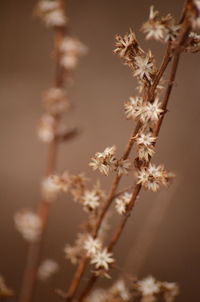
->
0;0;200;301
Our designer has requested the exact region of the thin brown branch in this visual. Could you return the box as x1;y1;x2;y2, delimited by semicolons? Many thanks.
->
76;3;193;301
18;5;68;302
65;36;174;302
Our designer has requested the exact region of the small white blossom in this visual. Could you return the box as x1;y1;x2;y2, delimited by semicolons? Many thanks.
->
115;192;132;215
84;236;102;257
91;248;114;270
134;52;156;82
124;96;144;120
14;210;42;242
136;133;156;146
140;98;163;123
44;9;67;27
89;146;117;176
138;276;160;296
38;259;59;281
60;37;88;56
114;30;141;60
137;163;173;192
82;190;101;211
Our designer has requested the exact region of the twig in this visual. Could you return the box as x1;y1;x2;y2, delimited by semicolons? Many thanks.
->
65;35;173;302
76;2;192;301
18;4;68;302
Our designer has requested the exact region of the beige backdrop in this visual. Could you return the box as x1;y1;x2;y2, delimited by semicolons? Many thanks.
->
0;0;200;301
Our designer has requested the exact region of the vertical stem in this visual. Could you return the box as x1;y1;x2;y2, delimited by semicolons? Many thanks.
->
18;4;67;302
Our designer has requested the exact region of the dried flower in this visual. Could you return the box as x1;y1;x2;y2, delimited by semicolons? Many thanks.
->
142;6;166;41
38;259;59;281
134;51;156;83
142;6;180;43
14;210;42;242
82;190;101;211
138;276;160;296
115;192;132;215
44;9;67;27
137;163;174;192
124;96;144;120
136;132;156;146
89;146;117;176
91;248;114;270
140;98;163;123
84;236;102;257
114;29;143;64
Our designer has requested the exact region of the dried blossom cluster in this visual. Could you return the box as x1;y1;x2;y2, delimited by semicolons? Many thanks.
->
137;276;179;302
85;276;178;302
35;0;67;27
60;5;200;298
35;0;87;144
14;210;42;242
89;146;131;176
141;6;180;43
38;259;59;281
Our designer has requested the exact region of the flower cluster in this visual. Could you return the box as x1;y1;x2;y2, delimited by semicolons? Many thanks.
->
114;30;157;84
137;276;179;302
41;171;71;201
14;210;42;242
137;163;174;192
60;37;88;70
141;6;180;43
89;146;131;176
124;97;163;124
38;259;59;281
35;0;67;27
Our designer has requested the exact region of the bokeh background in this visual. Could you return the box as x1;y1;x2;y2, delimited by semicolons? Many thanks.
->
1;0;200;301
